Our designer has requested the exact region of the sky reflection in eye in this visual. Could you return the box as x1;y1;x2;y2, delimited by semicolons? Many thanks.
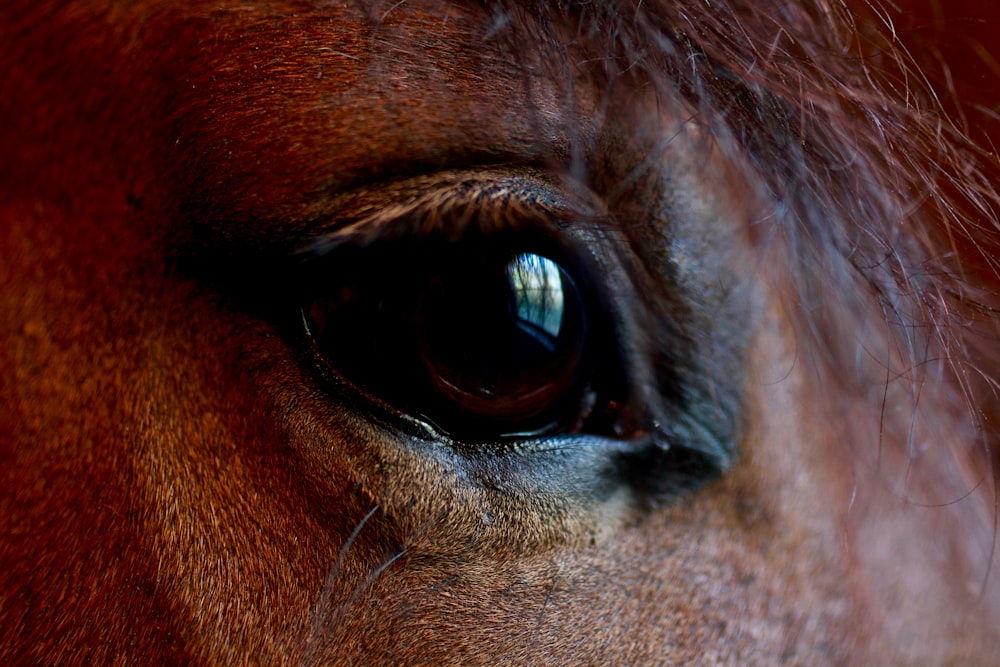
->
508;253;565;352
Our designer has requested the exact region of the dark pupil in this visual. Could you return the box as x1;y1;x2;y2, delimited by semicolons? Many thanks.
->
305;242;591;439
422;253;576;408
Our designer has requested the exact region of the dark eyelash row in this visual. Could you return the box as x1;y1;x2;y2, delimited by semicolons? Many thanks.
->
295;169;606;256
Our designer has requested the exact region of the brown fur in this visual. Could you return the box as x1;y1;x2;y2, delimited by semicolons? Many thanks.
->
2;0;1000;664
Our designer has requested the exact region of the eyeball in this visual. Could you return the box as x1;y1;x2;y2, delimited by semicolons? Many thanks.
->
301;235;615;441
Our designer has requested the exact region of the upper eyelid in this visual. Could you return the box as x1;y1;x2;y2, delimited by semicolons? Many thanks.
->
295;169;610;259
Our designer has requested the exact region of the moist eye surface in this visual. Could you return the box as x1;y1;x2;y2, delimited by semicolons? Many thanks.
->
301;233;618;441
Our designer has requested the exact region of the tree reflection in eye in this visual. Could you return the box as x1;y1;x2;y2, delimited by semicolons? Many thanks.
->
509;252;565;352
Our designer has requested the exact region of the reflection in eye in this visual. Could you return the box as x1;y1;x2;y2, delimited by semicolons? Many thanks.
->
509;253;565;351
299;236;623;441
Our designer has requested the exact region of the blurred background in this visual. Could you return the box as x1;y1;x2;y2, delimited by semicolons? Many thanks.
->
893;0;1000;151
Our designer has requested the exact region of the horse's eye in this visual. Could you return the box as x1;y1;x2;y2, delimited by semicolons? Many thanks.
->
301;236;617;441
